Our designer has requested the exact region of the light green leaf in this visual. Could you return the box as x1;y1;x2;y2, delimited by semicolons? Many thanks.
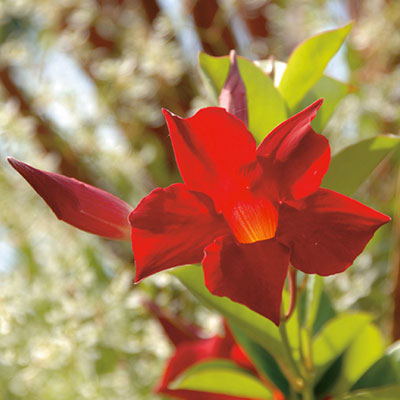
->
170;265;295;379
332;324;385;393
170;359;273;399
199;52;287;142
228;321;290;397
297;75;353;132
256;59;351;131
322;135;400;196
278;23;353;111
312;313;372;379
333;385;400;400
352;341;400;390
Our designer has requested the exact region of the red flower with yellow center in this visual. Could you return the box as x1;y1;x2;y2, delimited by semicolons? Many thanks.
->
8;99;390;326
129;99;390;325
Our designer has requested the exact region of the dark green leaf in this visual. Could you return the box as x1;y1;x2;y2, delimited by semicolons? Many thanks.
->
312;290;336;335
333;385;400;400
228;321;290;397
304;275;324;331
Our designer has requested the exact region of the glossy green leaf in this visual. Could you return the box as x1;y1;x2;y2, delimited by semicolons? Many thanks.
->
170;265;295;378
333;385;400;400
322;135;400;196
352;341;400;390
171;359;273;398
199;52;287;142
332;324;385;393
304;275;324;331
278;23;353;111
312;290;336;335
312;313;372;378
297;75;353;132
228;321;289;397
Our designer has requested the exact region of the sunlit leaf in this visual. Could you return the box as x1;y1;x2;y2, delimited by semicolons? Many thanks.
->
312;313;372;378
170;359;273;399
332;324;385;393
199;52;287;142
297;75;353;132
278;23;353;111
322;136;400;196
352;341;400;390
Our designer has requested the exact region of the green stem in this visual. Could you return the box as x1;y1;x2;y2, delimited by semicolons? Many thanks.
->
302;384;314;400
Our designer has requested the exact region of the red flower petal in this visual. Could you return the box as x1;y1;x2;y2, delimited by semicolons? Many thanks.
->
162;107;256;211
129;184;230;282
277;188;391;275
219;50;248;126
257;99;330;200
202;236;290;326
8;157;132;240
143;300;203;347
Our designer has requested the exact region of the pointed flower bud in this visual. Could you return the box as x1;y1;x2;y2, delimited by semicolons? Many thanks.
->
8;157;132;241
219;49;248;126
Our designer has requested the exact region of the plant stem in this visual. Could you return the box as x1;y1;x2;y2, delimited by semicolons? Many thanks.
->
301;384;314;400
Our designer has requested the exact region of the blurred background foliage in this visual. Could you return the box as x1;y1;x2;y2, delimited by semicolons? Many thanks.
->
0;0;399;398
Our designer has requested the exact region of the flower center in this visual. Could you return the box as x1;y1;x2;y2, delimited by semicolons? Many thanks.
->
226;198;278;244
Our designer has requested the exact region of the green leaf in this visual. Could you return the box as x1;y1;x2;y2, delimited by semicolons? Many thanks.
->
278;23;353;111
170;265;295;379
170;359;273;399
228;321;290;397
297;75;353;132
304;275;324;331
332;324;385;393
312;290;336;335
352;341;400;390
199;52;287;142
333;385;400;400
322;136;400;196
312;313;372;379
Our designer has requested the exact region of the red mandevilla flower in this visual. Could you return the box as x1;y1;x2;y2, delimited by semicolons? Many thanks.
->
129;99;390;325
8;99;390;326
145;300;281;400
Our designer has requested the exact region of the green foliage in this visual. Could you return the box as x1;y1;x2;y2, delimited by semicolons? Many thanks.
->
298;75;353;132
323;136;400;196
333;386;400;400
199;52;287;141
312;313;372;378
332;324;385;393
352;342;400;390
278;23;353;111
229;322;290;397
170;266;289;369
170;360;273;398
